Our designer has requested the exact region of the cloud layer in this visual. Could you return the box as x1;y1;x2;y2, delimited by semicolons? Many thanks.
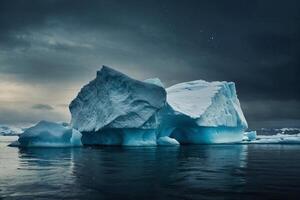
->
0;0;299;128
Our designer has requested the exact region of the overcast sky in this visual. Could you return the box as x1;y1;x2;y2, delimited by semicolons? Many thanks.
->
0;0;299;128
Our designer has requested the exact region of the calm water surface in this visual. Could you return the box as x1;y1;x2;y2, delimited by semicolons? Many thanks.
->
1;136;300;200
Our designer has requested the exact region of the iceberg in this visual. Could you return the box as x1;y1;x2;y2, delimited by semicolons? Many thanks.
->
69;66;166;146
13;121;82;147
158;80;248;144
11;66;298;147
69;67;248;145
243;133;300;144
259;128;300;135
243;131;257;141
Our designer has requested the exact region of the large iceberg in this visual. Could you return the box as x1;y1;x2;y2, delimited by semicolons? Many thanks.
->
158;80;248;144
69;67;248;145
14;66;248;147
69;66;166;146
12;121;82;147
10;66;299;147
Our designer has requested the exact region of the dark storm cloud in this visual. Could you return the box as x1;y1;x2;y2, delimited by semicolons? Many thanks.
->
0;106;66;125
0;0;299;127
242;100;300;128
32;104;54;110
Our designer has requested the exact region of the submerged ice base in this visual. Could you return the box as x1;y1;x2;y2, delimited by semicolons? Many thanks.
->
170;126;244;144
81;129;157;146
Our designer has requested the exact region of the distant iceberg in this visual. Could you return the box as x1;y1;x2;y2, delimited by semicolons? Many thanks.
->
259;128;300;135
11;121;82;147
243;133;300;144
0;125;22;136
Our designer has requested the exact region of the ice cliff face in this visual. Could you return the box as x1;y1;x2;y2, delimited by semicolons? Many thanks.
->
69;66;166;146
69;66;166;132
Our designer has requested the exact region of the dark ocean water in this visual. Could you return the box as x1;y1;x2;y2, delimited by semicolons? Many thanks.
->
1;136;300;200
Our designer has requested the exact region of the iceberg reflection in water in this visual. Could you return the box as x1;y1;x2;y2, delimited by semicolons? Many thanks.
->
1;136;300;199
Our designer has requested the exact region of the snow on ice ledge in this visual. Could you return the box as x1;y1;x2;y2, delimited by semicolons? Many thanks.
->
157;136;180;146
10;121;82;147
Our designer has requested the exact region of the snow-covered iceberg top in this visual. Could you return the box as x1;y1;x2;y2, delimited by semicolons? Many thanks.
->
12;121;82;147
166;80;248;128
69;66;166;132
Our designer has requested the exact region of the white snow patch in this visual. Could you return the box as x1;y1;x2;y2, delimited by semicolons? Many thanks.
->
157;136;179;146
